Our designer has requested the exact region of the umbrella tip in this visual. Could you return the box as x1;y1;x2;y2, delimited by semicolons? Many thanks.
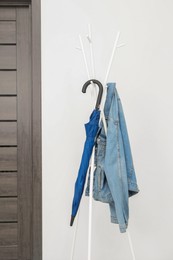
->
70;216;75;226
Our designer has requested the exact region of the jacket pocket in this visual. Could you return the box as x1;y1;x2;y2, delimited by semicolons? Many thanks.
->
93;166;113;203
97;166;105;191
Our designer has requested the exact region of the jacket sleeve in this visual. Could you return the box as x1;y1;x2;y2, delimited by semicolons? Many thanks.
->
104;95;129;233
118;97;139;196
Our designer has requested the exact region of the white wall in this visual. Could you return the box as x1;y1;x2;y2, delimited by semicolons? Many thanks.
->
42;0;173;259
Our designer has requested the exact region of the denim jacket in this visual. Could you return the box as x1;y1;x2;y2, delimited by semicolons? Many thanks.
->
85;82;139;233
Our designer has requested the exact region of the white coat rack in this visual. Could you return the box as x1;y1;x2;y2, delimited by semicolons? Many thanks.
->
71;24;136;260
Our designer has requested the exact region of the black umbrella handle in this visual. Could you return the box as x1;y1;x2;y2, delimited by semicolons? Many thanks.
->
82;79;103;110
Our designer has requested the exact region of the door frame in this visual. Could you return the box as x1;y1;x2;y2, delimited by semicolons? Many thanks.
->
30;1;42;260
0;1;42;259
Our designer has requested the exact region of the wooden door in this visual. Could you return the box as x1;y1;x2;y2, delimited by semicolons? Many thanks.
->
0;3;41;260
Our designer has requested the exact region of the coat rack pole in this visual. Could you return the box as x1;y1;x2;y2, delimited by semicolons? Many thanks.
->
104;31;120;86
70;33;97;260
79;34;107;134
87;24;96;260
127;230;136;260
87;150;95;260
102;32;137;260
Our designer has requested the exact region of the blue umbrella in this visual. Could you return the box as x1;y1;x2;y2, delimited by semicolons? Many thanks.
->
70;79;103;226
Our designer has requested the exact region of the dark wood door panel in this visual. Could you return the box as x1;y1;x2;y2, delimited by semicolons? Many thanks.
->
0;122;17;145
0;223;17;246
0;172;17;196
0;245;17;260
0;71;16;95
0;46;16;69
0;21;16;43
0;148;17;171
0;8;16;20
0;97;16;120
0;198;17;222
